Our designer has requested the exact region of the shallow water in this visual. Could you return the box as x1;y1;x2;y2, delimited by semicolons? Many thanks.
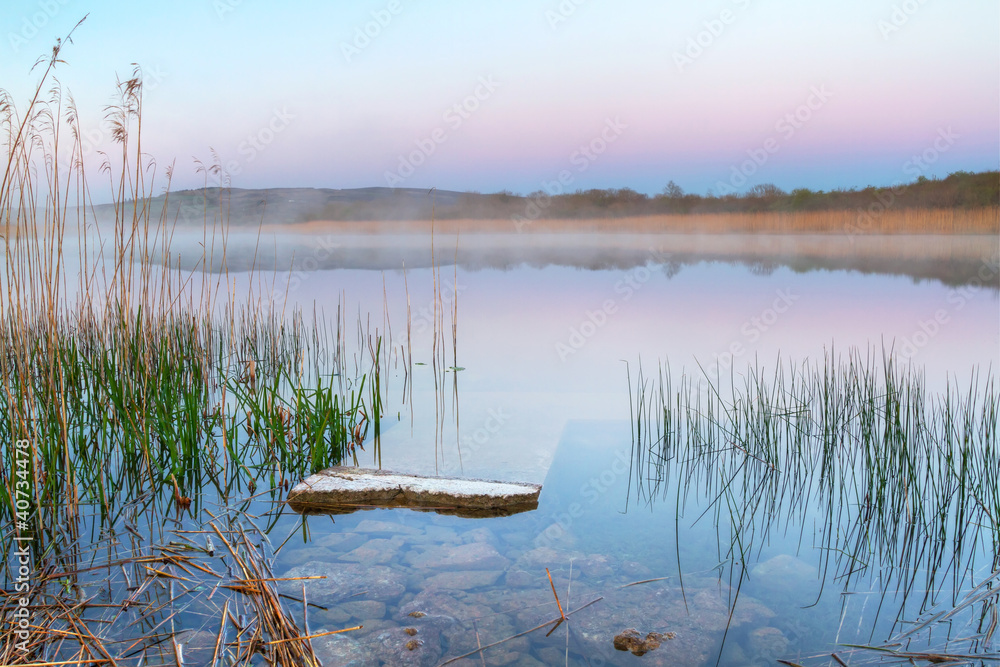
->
5;230;999;665
253;240;998;665
269;418;995;665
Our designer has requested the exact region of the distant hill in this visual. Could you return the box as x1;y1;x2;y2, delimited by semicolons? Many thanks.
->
97;171;999;226
91;186;471;227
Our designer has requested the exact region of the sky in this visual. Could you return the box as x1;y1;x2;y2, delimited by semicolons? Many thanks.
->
1;0;998;198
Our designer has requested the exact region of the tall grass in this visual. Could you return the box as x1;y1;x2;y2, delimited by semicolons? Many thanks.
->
0;29;382;555
0;32;392;665
629;349;999;653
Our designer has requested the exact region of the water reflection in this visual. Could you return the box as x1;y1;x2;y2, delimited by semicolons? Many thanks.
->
624;352;999;664
159;228;1000;289
5;232;998;664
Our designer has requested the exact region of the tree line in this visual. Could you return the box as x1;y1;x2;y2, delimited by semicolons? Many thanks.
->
369;170;999;220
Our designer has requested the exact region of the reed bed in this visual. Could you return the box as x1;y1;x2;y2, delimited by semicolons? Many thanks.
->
0;505;337;665
629;349;999;658
0;31;387;663
0;47;381;533
266;206;1000;236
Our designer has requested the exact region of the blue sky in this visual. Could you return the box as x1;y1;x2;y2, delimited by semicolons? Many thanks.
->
1;0;997;197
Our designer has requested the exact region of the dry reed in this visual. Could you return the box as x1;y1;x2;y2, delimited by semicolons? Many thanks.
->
0;31;377;664
262;206;1000;236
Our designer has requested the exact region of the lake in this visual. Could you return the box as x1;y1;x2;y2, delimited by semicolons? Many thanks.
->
5;226;999;666
249;230;998;665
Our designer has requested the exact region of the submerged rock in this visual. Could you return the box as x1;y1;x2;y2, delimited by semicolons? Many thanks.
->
514;546;583;570
274;543;342;568
348;618;400;640
749;626;790;658
504;568;541;589
373;625;444;666
481;648;522;665
341;600;387;621
354;518;424;536
339;536;406;564
279;562;406;604
422;525;459;542
684;589;775;632
459;526;498;544
566;579;774;665
399;590;530;661
173;629;217;666
407;542;509;571
620;560;653;578
310;633;376;667
613;628;675;656
576;554;615;579
422;569;504;591
749;554;820;604
750;554;816;582
315;531;369;550
399;590;490;625
535;521;579;548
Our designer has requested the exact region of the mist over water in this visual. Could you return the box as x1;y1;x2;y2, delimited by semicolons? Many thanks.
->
81;217;1000;287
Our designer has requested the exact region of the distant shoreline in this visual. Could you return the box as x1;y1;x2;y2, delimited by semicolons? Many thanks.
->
81;171;999;230
8;207;998;245
258;208;999;236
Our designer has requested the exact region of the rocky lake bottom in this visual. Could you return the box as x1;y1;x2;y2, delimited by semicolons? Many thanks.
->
269;513;820;667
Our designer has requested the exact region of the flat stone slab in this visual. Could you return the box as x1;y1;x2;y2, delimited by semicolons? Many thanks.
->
287;467;541;517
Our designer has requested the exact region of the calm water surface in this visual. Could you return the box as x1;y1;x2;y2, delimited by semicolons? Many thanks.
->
254;249;998;665
15;233;997;665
